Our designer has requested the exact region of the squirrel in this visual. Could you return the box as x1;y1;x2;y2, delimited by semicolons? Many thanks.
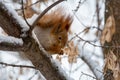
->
33;8;73;54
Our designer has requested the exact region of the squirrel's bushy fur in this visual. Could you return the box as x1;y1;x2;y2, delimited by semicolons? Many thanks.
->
34;8;73;54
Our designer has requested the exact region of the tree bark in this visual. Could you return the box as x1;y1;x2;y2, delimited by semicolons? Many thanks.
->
104;0;120;80
0;2;22;37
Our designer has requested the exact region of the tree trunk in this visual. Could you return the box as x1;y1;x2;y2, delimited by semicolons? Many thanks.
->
104;0;120;80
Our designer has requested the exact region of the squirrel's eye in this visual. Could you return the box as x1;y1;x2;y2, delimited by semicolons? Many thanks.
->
59;36;62;40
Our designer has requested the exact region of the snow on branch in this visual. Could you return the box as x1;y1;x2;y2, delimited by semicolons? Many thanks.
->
0;35;23;47
4;5;29;33
0;1;29;37
80;53;103;80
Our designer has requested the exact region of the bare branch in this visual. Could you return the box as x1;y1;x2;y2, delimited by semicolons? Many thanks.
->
73;0;87;12
81;72;96;79
0;45;23;51
0;62;35;69
73;33;120;49
96;0;101;29
68;26;102;43
21;0;31;28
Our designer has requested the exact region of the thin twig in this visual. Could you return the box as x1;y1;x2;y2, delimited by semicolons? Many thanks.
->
29;71;39;80
21;0;31;28
96;0;101;29
75;33;120;48
96;0;101;36
73;13;86;27
68;26;102;43
73;0;87;12
0;62;35;69
81;72;96;79
72;0;87;27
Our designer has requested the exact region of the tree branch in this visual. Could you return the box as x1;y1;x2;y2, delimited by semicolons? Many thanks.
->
0;35;24;51
23;37;72;80
79;53;103;80
0;35;23;46
21;0;31;28
81;72;96;79
0;62;35;69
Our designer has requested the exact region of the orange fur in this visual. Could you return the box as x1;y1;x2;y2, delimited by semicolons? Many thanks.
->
34;7;73;54
36;7;73;30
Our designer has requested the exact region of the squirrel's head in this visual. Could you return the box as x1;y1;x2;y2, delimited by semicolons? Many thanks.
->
36;7;73;54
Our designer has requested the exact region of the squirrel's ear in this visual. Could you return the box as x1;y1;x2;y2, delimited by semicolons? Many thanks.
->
65;23;71;31
64;16;73;31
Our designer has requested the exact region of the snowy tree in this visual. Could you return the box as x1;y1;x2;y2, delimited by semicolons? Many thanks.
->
0;0;109;80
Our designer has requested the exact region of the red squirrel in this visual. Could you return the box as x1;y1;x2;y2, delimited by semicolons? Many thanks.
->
34;8;73;54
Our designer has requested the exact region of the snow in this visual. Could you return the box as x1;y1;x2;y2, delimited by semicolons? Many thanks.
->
51;58;74;80
0;35;23;46
0;27;23;46
0;51;46;80
80;53;103;79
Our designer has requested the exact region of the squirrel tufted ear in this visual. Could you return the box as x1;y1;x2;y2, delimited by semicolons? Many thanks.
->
60;15;73;32
65;16;73;31
51;15;73;33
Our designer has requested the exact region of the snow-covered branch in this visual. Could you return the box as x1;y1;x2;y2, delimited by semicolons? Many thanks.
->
0;35;24;51
0;35;23;46
0;1;29;38
80;53;103;80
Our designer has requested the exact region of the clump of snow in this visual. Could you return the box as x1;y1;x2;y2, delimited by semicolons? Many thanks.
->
0;27;23;46
0;35;23;46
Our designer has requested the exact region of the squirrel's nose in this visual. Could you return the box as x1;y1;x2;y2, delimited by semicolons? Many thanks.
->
53;44;56;47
